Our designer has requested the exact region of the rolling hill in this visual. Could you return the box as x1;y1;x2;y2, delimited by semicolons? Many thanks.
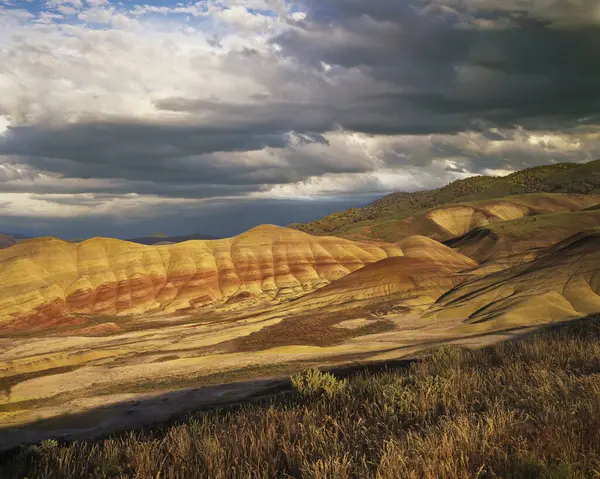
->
3;161;600;457
0;225;403;334
426;227;600;329
301;193;599;243
445;208;600;264
290;160;600;241
288;236;477;313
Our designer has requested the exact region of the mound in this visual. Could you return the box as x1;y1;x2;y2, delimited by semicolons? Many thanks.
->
0;225;404;333
213;236;478;353
446;209;600;264
425;228;600;328
288;236;477;313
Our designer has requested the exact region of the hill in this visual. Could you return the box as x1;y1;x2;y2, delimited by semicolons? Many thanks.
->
0;225;402;334
290;160;600;240
1;226;600;453
2;163;600;459
446;208;600;264
302;193;599;243
426;227;600;328
209;237;479;353
284;236;477;314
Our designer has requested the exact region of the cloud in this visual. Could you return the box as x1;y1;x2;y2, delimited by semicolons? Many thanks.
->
0;0;599;237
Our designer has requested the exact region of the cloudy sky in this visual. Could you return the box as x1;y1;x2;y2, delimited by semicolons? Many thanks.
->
0;0;599;238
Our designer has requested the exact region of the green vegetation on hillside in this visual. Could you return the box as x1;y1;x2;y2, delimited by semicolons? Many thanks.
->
446;209;600;263
291;160;600;237
3;316;599;478
486;209;600;236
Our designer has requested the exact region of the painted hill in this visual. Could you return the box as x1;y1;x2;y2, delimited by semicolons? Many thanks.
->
446;209;600;264
425;227;600;328
0;225;404;333
202;236;480;354
290;160;600;240
288;236;477;313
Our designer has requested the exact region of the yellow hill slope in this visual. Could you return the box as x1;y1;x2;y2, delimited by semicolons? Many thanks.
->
343;193;600;242
213;236;478;353
446;209;600;264
281;236;478;315
425;228;600;329
0;225;404;333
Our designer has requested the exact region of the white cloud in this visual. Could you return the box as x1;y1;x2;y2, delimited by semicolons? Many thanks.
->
0;192;207;218
45;0;83;11
0;2;290;125
0;116;9;135
0;6;34;23
213;5;275;31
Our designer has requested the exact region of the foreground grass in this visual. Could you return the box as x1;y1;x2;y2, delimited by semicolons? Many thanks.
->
2;317;600;478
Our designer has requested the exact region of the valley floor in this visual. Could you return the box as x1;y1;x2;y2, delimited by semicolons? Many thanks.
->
2;316;599;478
0;305;533;452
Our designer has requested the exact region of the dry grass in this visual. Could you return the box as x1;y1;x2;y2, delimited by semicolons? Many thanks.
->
2;316;600;478
229;313;396;352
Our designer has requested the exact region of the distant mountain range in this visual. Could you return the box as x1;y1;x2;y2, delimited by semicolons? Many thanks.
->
0;232;220;249
125;233;221;245
0;232;32;249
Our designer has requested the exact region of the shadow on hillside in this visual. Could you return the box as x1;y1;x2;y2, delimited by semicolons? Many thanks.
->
0;354;417;456
0;318;586;457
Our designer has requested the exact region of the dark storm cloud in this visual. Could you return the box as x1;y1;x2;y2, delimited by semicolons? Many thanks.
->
0;196;379;239
2;0;600;238
275;0;600;131
0;117;377;196
0;122;287;183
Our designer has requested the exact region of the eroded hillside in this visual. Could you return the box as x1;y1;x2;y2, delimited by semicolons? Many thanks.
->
0;225;403;334
427;227;600;328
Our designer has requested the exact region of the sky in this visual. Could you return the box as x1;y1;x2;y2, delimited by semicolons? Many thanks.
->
0;0;599;238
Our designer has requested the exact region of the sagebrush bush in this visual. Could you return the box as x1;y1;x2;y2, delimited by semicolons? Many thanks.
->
290;367;346;399
2;316;600;478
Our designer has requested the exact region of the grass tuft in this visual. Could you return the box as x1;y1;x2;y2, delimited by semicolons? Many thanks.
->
291;368;347;399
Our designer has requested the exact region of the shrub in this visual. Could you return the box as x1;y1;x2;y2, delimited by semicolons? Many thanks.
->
40;439;59;452
290;367;346;399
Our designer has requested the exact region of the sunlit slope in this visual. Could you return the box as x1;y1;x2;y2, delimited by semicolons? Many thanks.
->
446;209;600;264
289;236;477;312
335;193;599;242
208;236;479;354
425;228;600;328
291;160;600;239
0;225;404;333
